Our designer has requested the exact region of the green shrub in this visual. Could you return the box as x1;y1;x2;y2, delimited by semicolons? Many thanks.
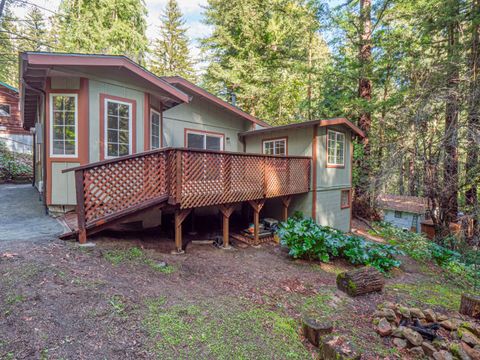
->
278;216;402;272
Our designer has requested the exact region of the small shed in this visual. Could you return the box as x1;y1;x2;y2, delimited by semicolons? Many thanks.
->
377;194;427;233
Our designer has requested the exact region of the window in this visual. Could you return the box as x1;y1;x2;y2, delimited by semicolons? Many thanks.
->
105;99;132;158
50;94;77;157
341;189;351;209
394;211;402;219
186;129;223;151
327;129;345;167
263;138;287;156
151;109;161;149
0;104;10;116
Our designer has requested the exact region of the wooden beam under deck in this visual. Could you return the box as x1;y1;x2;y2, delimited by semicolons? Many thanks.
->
248;200;265;243
174;208;192;253
219;203;236;248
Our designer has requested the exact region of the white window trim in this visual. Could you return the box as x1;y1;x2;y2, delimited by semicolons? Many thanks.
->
185;129;224;150
0;103;11;117
262;138;287;156
104;98;133;159
327;129;346;166
150;108;161;150
49;93;78;158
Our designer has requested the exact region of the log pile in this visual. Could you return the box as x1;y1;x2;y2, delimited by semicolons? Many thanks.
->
336;266;385;296
460;294;480;319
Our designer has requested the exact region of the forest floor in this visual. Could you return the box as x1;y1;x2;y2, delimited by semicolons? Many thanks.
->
0;232;471;360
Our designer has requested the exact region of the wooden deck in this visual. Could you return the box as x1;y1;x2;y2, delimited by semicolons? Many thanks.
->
65;147;311;249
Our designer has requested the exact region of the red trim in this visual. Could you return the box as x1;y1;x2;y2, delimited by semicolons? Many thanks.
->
261;136;288;155
24;53;190;104
312;125;318;220
99;93;137;161
341;189;351;209
45;77;89;205
326;127;346;169
184;128;225;150
163;76;270;128
349;137;353;231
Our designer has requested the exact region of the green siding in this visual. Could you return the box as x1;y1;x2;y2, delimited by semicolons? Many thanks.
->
51;162;79;205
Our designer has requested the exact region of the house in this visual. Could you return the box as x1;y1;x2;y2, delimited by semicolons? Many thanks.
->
19;52;364;250
377;194;427;233
0;81;32;153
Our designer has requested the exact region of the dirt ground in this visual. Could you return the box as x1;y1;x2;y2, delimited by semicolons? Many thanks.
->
0;232;466;360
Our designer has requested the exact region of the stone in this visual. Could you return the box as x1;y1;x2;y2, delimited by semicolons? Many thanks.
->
397;306;411;319
441;320;459;331
450;343;473;360
376;318;393;337
382;301;397;310
404;327;424;346
374;308;397;322
392;326;406;338
409;346;425;357
433;350;454;360
423;341;437;357
461;330;480;347
424;308;437;322
433;339;450;350
156;261;168;268
462;342;480;360
410;308;425;319
393;338;407;349
462;323;480;338
318;335;361;360
436;313;449;322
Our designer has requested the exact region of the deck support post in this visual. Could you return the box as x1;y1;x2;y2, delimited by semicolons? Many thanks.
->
74;170;87;244
281;196;292;222
219;204;236;249
173;208;192;254
248;200;265;243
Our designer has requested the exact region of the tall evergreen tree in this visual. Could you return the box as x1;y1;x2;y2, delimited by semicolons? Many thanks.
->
0;8;18;86
149;0;196;81
55;0;148;63
201;0;329;125
20;7;48;51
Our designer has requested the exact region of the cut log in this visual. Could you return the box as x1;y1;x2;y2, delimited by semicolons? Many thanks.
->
319;335;361;360
460;293;480;319
302;318;333;347
336;266;385;297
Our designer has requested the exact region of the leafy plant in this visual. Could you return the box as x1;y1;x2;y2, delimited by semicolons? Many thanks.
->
278;215;402;272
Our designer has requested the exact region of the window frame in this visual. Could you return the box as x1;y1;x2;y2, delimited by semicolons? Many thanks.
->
150;108;162;150
394;210;403;219
326;128;346;168
0;103;11;117
184;128;225;151
104;98;133;159
262;137;288;156
340;189;351;209
49;93;78;158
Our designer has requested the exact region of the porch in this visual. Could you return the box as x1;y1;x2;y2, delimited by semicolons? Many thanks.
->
65;148;311;251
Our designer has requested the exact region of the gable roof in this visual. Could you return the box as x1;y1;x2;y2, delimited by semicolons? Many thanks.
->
377;194;427;214
238;117;365;138
162;76;270;128
0;81;18;93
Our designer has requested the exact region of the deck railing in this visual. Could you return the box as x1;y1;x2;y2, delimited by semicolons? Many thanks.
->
66;148;311;232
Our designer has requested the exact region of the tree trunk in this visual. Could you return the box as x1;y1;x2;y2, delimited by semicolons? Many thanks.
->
459;294;480;319
441;0;460;229
465;0;480;240
336;266;385;297
302;318;333;347
354;0;375;219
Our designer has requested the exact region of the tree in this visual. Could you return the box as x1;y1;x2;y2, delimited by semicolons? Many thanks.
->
55;0;148;63
149;0;196;81
0;8;18;86
201;0;329;125
19;7;48;51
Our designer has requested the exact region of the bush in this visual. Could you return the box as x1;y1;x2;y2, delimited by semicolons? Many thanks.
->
278;215;402;273
0;141;32;181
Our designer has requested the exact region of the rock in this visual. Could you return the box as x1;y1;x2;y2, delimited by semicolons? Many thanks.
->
302;318;333;347
433;350;454;360
397;306;411;319
410;308;425;319
462;323;480;338
461;330;480;347
404;327;424;346
423;341;437;357
392;326;406;338
376;318;393;337
436;313;449;322
424;308;437;322
374;308;397;322
318;335;361;360
441;320;459;331
433;338;449;350
450;342;473;360
393;338;407;349
462;342;480;360
409;346;425;357
381;301;397;310
156;261;168;268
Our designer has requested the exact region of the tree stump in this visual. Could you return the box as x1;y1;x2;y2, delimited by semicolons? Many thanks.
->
459;293;480;319
336;266;385;297
302;318;333;347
